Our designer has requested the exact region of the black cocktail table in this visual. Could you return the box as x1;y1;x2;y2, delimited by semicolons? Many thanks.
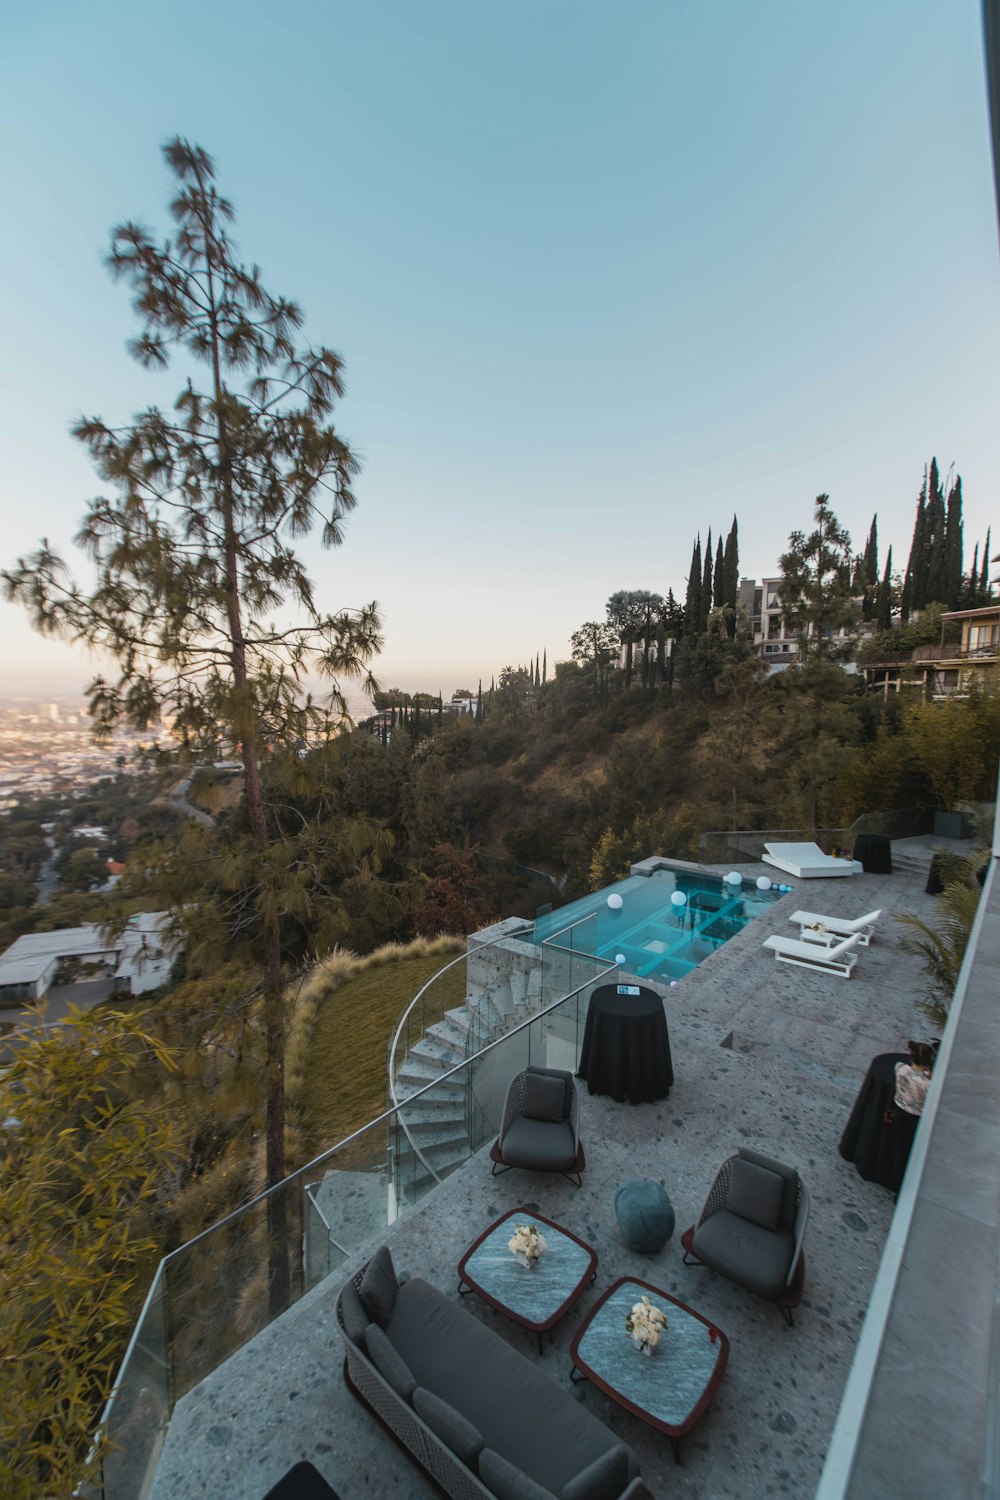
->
578;983;673;1103
838;1052;914;1191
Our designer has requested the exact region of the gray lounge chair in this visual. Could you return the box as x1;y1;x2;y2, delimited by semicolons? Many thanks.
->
681;1148;810;1326
489;1065;586;1187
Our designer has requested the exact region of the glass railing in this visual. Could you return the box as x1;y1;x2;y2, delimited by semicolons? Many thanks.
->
94;934;615;1499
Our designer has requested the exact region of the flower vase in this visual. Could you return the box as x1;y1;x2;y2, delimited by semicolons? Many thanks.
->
515;1252;538;1269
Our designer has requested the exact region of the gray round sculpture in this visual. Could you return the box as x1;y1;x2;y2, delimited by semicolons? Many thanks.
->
615;1178;675;1253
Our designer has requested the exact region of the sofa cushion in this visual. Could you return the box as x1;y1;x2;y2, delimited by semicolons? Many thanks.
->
364;1322;415;1401
359;1245;398;1329
413;1387;484;1471
522;1071;567;1122
727;1157;784;1231
562;1443;630;1500
499;1116;577;1172
480;1448;557;1500
386;1279;637;1495
694;1208;795;1300
338;1279;369;1347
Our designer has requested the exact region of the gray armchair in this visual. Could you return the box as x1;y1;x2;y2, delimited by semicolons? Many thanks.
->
681;1147;810;1325
489;1066;586;1187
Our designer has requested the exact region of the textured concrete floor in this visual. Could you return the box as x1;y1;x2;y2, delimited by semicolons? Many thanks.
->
148;849;949;1500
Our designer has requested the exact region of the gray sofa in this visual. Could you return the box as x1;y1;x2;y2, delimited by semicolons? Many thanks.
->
337;1246;651;1500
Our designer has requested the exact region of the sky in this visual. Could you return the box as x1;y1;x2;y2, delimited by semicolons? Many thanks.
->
1;0;998;707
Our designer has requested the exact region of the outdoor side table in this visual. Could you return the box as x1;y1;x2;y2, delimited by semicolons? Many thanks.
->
578;984;673;1103
457;1208;597;1353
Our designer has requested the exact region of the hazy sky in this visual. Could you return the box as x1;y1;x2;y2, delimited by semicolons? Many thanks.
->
1;1;998;705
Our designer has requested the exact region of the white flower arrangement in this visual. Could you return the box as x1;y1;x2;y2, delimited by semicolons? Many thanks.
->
507;1222;548;1265
625;1295;668;1352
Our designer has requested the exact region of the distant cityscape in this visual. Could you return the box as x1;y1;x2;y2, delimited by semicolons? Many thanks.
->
0;696;168;812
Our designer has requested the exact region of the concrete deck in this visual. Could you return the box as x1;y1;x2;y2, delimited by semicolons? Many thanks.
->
148;845;954;1500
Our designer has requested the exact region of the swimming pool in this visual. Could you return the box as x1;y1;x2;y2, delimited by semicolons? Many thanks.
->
532;867;782;982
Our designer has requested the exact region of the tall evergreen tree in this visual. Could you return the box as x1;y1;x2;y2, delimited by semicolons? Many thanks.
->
713;535;725;608
3;140;383;1311
684;537;703;636
877;546;893;630
981;529;993;601
722;516;739;637
542;649;547;683
922;458;946;605
900;467;928;621
700;528;714;632
944;472;963;609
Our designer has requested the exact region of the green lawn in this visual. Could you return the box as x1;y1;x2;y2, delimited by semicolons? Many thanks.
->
297;951;467;1156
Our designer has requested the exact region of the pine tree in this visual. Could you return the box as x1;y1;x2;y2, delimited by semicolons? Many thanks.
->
3;140;382;1312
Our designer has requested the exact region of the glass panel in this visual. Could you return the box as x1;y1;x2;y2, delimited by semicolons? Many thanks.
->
97;1265;170;1500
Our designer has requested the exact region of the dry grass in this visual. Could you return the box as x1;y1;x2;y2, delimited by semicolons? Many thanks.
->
288;936;465;1161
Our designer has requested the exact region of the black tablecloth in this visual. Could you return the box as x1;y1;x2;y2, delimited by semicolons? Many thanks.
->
852;833;893;874
838;1052;918;1192
263;1462;342;1499
577;984;673;1104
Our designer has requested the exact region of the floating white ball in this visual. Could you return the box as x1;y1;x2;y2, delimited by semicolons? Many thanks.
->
615;953;626;966
670;891;687;907
669;980;679;988
607;893;624;910
725;871;743;886
756;876;772;891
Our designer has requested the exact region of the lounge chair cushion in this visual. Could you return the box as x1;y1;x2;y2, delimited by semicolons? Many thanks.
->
480;1449;557;1500
365;1321;416;1401
727;1157;785;1231
522;1071;568;1122
499;1115;578;1172
360;1244;398;1329
562;1443;631;1500
339;1278;369;1346
413;1387;484;1470
693;1210;795;1300
738;1148;799;1226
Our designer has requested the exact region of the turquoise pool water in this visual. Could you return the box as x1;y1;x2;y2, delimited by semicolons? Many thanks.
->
532;867;782;982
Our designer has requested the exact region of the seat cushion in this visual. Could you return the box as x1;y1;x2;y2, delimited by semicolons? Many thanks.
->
385;1279;637;1495
693;1207;795;1300
562;1443;631;1500
522;1071;568;1122
500;1116;577;1172
727;1157;784;1231
359;1245;398;1329
480;1448;557;1500
413;1387;484;1470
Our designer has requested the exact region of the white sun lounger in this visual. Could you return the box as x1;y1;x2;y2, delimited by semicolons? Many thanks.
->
762;931;861;977
790;909;882;947
762;842;863;879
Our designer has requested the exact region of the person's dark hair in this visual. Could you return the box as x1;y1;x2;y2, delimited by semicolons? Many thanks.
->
907;1040;935;1070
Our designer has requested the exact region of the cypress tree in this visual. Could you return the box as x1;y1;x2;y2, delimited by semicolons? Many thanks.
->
542;649;547;683
900;468;927;620
923;458;946;605
713;535;725;608
684;537;702;635
877;546;893;630
476;679;483;720
701;528;713;631
722;516;739;637
944;472;963;609
981;529;992;601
